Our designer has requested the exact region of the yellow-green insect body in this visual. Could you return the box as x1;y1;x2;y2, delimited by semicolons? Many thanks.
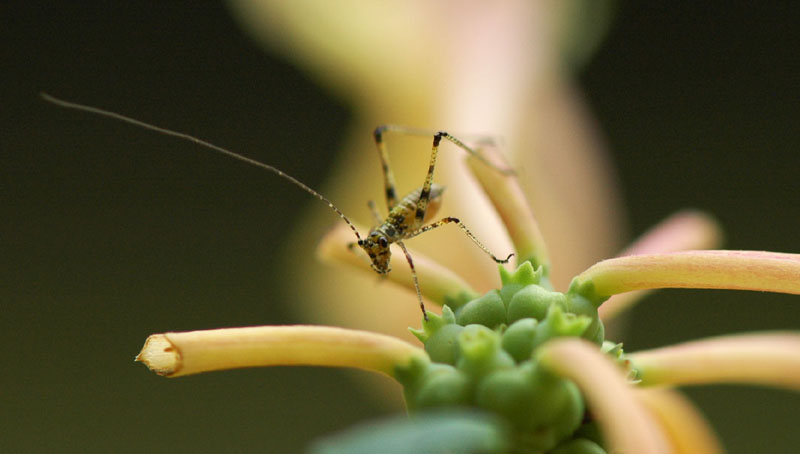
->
359;184;445;274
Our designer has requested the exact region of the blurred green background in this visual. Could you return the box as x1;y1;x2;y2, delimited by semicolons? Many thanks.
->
2;2;798;453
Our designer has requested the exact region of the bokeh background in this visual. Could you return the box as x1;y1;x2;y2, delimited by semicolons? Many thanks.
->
2;2;798;453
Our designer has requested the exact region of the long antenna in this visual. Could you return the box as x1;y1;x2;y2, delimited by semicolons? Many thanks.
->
41;92;362;241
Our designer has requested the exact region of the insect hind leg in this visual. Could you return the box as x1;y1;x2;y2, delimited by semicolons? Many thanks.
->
374;125;514;177
409;216;514;264
373;126;400;210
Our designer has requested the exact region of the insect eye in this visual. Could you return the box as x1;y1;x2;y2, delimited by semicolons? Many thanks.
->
378;237;388;248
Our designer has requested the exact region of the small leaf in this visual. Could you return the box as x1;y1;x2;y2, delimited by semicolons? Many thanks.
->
309;410;508;454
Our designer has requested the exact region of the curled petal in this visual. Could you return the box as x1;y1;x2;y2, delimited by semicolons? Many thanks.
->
136;325;426;379
631;332;800;390
636;388;723;454
465;145;550;274
575;250;800;301
600;210;723;321
537;339;671;454
317;223;479;308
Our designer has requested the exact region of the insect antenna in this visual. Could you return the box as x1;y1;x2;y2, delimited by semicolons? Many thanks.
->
40;92;363;242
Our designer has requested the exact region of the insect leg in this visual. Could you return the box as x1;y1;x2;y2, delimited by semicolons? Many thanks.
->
410;131;446;225
375;125;514;176
409;217;514;264
366;200;383;226
396;241;428;321
373;126;400;210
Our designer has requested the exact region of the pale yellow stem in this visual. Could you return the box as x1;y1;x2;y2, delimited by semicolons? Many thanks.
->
537;339;670;454
600;210;723;321
136;325;426;378
576;250;800;299
636;388;724;454
465;145;549;273
631;332;800;390
317;223;479;306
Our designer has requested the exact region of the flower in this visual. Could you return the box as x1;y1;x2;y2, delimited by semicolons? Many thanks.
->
131;2;799;452
225;0;627;341
137;147;800;452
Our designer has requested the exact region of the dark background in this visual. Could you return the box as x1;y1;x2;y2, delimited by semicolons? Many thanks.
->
2;2;798;453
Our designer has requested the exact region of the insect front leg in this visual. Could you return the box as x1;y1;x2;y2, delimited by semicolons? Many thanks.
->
409;216;514;264
396;241;428;321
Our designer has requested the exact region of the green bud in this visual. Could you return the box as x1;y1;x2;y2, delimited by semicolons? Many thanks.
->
410;305;457;343
548;378;585;441
424;323;465;365
501;318;538;363
574;420;604;447
530;305;592;351
474;364;537;427
565;293;604;344
411;364;471;409
456;325;514;379
506;284;567;324
527;365;582;428
455;289;506;328
549;438;606;454
567;277;608;307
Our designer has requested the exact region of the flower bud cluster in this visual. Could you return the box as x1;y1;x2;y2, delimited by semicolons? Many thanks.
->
397;263;615;453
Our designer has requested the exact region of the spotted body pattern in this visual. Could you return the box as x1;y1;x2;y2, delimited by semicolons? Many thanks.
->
354;126;513;319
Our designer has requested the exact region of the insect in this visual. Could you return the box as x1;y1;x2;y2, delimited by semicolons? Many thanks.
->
41;93;514;320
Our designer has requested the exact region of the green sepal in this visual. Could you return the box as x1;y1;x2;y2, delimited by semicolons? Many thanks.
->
410;305;457;343
499;262;543;303
567;277;609;307
456;325;515;380
530;305;592;351
565;292;605;344
601;341;639;383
